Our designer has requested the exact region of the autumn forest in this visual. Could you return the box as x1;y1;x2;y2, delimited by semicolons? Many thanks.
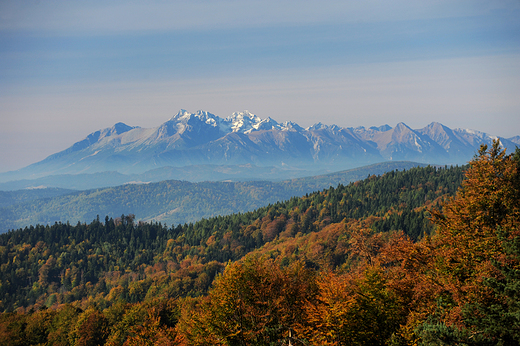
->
0;140;518;345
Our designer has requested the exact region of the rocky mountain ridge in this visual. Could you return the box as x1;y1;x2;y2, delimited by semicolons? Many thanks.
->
1;109;516;182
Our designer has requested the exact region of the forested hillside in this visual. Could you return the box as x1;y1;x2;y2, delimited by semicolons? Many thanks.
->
2;142;517;345
0;188;75;208
0;164;463;311
0;161;424;233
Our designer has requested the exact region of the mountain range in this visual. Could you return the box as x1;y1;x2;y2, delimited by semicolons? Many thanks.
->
1;110;518;185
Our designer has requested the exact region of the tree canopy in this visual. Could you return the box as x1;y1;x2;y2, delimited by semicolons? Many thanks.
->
2;141;518;345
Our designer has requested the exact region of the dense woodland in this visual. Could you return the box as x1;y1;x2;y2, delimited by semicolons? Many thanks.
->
0;188;75;209
0;140;518;345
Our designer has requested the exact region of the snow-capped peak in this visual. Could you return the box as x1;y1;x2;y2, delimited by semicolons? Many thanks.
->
166;109;287;134
253;117;279;132
220;111;280;134
170;109;219;125
307;122;341;131
280;121;304;132
224;111;262;133
101;122;138;137
227;110;259;122
170;109;191;121
307;122;325;131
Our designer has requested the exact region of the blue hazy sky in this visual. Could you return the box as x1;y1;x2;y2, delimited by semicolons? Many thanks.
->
1;0;519;173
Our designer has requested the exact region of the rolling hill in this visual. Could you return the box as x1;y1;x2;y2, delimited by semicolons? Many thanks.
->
0;161;426;233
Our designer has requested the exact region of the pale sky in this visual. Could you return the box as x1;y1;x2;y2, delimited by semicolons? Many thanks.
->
1;0;519;173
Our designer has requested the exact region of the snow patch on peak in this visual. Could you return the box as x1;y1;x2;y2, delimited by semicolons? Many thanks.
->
222;111;280;133
194;110;218;122
253;117;279;132
454;128;488;137
307;122;327;131
307;123;342;132
453;128;499;144
171;109;191;120
280;121;303;132
94;123;139;143
228;110;258;121
106;122;138;136
166;109;311;134
414;137;423;152
167;109;286;134
225;111;262;133
167;110;221;129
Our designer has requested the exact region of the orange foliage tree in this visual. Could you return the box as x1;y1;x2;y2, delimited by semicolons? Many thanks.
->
300;265;405;346
177;255;317;345
430;141;520;317
414;140;520;343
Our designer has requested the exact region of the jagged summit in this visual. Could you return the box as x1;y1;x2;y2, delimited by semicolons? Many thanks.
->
225;111;261;132
307;122;330;131
170;109;217;122
109;122;137;135
369;125;392;132
279;121;304;132
0;109;516;182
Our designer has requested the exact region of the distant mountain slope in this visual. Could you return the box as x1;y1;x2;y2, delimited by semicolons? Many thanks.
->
0;109;514;182
509;135;520;145
0;165;317;191
0;188;76;208
0;161;426;233
0;172;132;191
